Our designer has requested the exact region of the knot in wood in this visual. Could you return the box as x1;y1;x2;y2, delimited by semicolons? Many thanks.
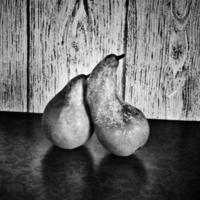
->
171;43;184;60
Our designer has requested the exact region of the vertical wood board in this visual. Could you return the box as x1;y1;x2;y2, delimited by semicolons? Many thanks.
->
125;0;200;120
29;0;126;113
0;0;27;112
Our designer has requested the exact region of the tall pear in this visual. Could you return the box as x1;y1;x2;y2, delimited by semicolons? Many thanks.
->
42;74;93;149
86;54;150;156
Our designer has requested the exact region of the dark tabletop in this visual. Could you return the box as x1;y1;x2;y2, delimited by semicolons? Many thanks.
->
0;112;200;200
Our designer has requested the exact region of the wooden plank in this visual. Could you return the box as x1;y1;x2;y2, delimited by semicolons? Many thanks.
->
29;0;126;113
125;0;200;120
0;0;27;112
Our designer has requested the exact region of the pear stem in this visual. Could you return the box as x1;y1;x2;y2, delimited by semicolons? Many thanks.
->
116;54;125;60
85;74;90;79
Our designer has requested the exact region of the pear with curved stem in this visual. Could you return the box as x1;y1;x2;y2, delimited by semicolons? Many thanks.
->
42;74;93;149
87;54;150;156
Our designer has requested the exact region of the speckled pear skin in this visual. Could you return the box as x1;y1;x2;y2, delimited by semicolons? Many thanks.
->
42;74;93;149
87;54;150;156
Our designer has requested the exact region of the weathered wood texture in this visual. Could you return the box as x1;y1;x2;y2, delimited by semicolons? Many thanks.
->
29;0;125;112
0;0;27;112
0;0;200;121
125;0;200;120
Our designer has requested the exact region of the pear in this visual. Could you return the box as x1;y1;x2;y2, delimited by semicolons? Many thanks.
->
86;54;150;156
42;74;93;149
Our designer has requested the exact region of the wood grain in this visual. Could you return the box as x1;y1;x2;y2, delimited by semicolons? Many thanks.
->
0;0;27;112
29;0;126;113
124;0;200;120
0;0;200;121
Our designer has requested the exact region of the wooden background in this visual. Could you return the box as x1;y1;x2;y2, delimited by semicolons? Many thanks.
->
0;0;200;121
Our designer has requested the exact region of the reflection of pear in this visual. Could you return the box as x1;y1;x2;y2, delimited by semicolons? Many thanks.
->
42;74;93;149
93;155;147;200
42;146;93;200
87;54;150;156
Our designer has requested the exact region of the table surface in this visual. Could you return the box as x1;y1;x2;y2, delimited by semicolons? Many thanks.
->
0;112;200;200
